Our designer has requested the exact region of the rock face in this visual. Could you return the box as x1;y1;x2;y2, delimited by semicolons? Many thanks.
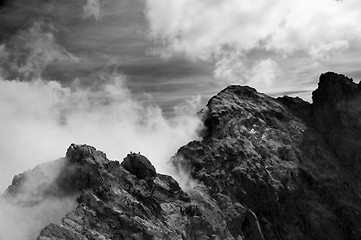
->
312;72;361;176
121;153;157;179
36;145;245;240
173;72;361;240
4;72;361;240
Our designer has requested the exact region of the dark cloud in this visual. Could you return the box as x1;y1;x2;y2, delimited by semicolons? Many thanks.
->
0;0;7;9
0;0;214;114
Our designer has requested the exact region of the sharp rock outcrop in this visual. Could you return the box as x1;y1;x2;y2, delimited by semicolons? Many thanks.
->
3;72;361;240
172;72;361;240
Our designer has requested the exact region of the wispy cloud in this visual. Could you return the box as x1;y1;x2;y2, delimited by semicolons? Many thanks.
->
146;0;361;57
0;71;202;239
145;0;361;90
0;22;77;80
83;0;102;20
0;196;76;240
0;74;202;192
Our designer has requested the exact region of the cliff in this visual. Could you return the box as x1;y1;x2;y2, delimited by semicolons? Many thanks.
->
173;72;361;239
4;72;361;240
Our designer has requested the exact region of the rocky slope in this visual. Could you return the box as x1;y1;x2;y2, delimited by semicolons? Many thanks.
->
4;72;361;240
173;72;361;239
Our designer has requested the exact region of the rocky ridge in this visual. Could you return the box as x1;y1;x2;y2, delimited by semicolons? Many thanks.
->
4;72;361;240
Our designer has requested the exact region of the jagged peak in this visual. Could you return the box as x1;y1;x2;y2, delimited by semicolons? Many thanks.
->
5;144;161;201
66;143;108;166
221;84;258;95
208;85;260;105
121;152;156;179
312;72;361;105
4;73;361;239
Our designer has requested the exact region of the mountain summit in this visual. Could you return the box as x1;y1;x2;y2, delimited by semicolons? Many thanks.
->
5;72;361;240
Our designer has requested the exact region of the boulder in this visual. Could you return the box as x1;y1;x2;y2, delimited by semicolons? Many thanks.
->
121;153;156;179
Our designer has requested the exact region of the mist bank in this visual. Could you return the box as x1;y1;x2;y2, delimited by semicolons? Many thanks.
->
0;74;203;192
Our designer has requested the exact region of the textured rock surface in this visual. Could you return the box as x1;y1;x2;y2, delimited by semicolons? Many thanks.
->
33;144;251;240
4;72;361;240
121;153;157;179
312;72;361;176
173;72;361;240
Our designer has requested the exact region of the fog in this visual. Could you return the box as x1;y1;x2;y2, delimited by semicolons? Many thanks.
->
2;0;361;239
0;157;77;240
0;1;203;239
0;73;201;239
0;0;203;192
0;73;202;185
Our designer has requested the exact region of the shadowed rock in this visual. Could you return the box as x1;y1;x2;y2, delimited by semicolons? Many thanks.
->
312;72;361;177
121;153;156;179
31;144;249;239
66;143;108;166
172;72;361;240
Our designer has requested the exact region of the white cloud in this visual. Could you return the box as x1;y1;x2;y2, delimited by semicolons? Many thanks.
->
146;0;361;88
0;197;76;240
214;55;281;91
309;40;350;60
247;59;281;90
0;16;203;236
0;73;202;239
174;95;202;117
0;22;77;80
83;0;101;20
0;147;77;240
146;0;361;57
213;50;247;84
0;74;202;193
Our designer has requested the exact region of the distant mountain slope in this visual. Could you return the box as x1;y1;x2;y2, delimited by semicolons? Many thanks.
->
4;72;361;240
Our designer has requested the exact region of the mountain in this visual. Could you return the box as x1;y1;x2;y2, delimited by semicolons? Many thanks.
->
4;72;361;240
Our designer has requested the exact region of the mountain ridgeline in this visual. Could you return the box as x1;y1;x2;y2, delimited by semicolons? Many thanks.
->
5;72;361;240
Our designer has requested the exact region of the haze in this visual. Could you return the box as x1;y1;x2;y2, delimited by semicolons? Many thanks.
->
0;0;360;223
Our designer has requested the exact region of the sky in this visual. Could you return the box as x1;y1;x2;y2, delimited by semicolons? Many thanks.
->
1;1;361;239
0;0;361;190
